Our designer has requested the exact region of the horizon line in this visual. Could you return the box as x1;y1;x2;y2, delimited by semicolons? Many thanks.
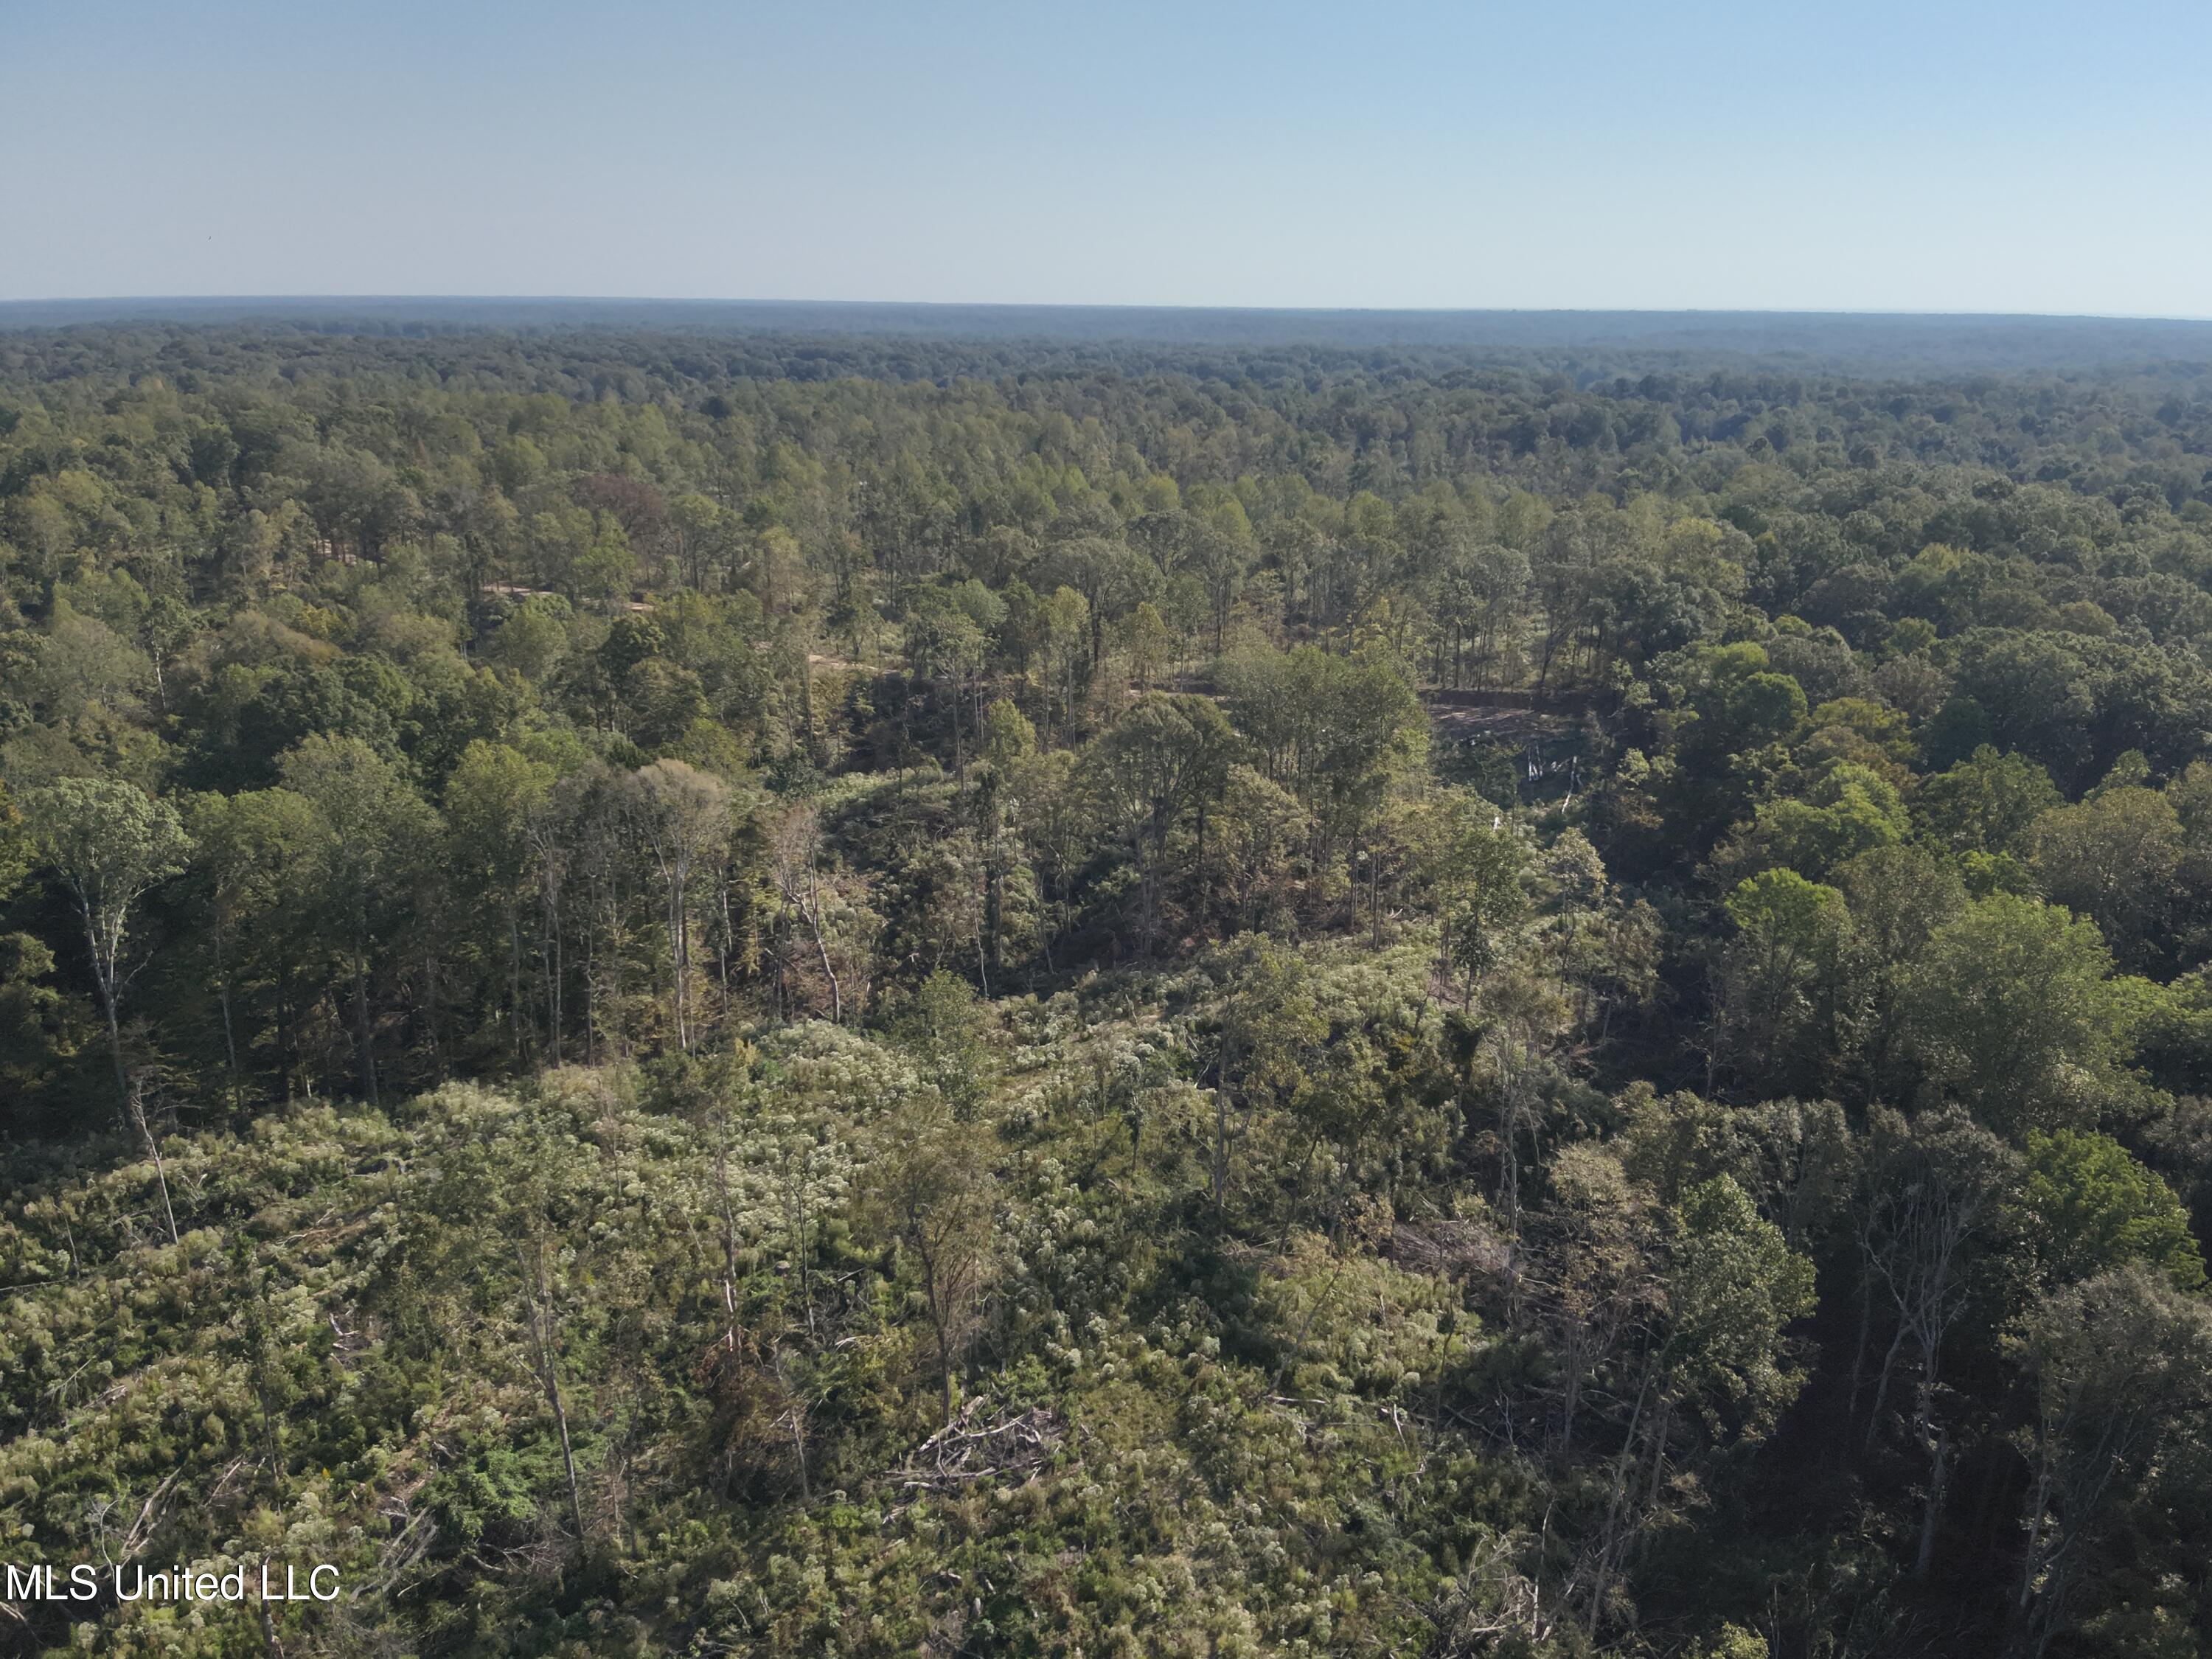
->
6;295;2212;327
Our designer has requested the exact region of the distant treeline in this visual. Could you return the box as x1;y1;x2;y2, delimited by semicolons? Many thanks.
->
7;299;2212;377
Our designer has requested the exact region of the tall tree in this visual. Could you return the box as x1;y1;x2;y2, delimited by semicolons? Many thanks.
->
1082;692;1236;955
20;777;191;1109
626;759;731;1051
278;735;439;1106
1855;1106;2020;1576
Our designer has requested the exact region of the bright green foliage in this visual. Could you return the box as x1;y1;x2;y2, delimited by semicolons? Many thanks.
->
0;778;32;900
18;774;192;1099
1679;644;1809;757
1691;1626;1772;1659
1906;893;2132;1135
1739;760;1908;878
1665;1175;1818;1432
1717;869;1851;1088
1916;744;2065;855
1217;644;1427;846
2020;1129;2207;1290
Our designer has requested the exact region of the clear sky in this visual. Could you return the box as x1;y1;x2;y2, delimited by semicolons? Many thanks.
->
4;0;2209;316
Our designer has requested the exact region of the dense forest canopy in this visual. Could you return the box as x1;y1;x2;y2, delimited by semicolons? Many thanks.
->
4;319;2212;1657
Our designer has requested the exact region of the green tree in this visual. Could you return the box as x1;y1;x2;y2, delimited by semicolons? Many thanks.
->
484;593;573;681
19;776;192;1107
866;1101;994;1425
1734;759;1907;879
1209;936;1327;1210
1916;745;2063;855
1082;692;1236;954
1659;641;1810;855
1034;535;1161;675
2025;785;2185;970
0;932;85;1108
1205;763;1314;936
1855;1106;2020;1574
1116;598;1175;689
188;786;325;1100
576;513;638;611
2018;1128;2205;1291
1666;1174;1818;1436
443;742;556;1065
279;735;439;1105
2015;1267;2212;1655
894;969;993;1117
1906;893;2132;1135
1715;869;1850;1092
1038;584;1092;740
1834;843;1967;1102
0;779;33;900
1220;644;1425;925
627;759;731;1051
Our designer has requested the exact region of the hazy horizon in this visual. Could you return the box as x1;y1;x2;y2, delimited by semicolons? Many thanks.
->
6;296;2211;324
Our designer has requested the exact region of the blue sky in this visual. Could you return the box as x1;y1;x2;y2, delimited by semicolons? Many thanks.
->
4;0;2208;315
